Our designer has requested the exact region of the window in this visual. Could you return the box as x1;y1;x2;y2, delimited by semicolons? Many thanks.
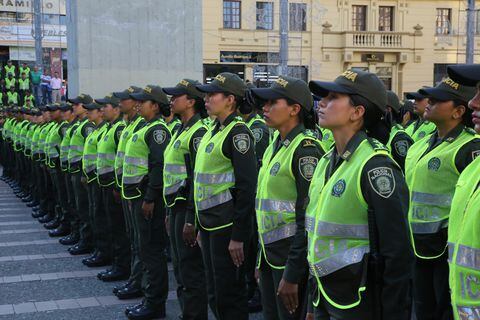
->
476;10;480;34
223;0;241;29
352;5;367;31
256;2;273;30
376;67;392;90
0;12;16;22
379;6;394;31
289;3;307;31
436;8;451;35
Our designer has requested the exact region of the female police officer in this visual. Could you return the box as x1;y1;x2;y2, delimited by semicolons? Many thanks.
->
405;77;480;320
251;76;324;320
306;70;414;320
446;64;480;320
194;73;257;320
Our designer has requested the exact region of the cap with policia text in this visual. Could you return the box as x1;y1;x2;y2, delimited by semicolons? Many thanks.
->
163;79;205;99
130;85;170;105
387;91;401;113
447;64;480;87
251;75;313;111
96;93;121;106
69;94;93;105
309;69;387;112
113;86;143;100
83;101;104;110
196;72;247;97
419;77;476;102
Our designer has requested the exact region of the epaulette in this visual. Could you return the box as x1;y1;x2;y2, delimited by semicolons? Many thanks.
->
367;137;389;152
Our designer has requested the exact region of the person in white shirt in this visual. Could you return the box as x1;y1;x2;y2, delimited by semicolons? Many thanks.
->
40;70;52;104
50;72;62;102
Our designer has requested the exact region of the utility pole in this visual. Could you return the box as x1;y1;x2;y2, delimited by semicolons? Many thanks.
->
33;0;43;68
279;0;288;75
466;0;475;64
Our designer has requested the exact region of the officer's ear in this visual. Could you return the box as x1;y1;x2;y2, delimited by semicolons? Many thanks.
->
452;103;466;120
350;104;366;122
289;103;301;118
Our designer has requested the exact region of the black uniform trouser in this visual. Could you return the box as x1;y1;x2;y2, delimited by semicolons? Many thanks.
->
259;262;307;320
64;172;80;234
413;252;453;320
245;213;259;299
71;172;93;247
35;161;47;212
131;196;168;310
42;164;55;215
169;201;208;320
86;181;110;256
122;197;144;289
50;167;68;223
200;226;248;320
102;185;129;271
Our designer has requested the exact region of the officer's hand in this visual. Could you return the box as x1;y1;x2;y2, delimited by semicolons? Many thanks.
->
277;278;299;314
305;313;314;320
228;240;244;267
255;268;260;284
141;201;154;220
112;189;121;203
80;176;87;185
196;232;202;249
183;223;197;247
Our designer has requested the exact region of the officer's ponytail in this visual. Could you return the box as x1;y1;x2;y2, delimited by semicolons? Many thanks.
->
189;95;209;119
285;97;316;130
350;94;390;144
454;99;474;128
158;103;171;117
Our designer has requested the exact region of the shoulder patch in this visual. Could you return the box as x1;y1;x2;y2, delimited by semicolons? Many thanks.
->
302;139;315;147
299;156;318;181
393;140;410;157
117;129;123;140
153;129;167;144
472;150;480;160
270;162;280;176
233;133;250;154
368;138;388;151
368;167;395;198
85;126;94;136
192;137;202;152
251;128;263;143
61;127;67;136
417;131;426;139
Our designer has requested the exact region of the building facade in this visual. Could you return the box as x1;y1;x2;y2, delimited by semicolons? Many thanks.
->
203;0;480;95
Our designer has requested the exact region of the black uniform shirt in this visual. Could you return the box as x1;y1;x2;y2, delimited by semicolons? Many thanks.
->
246;112;270;167
390;125;414;171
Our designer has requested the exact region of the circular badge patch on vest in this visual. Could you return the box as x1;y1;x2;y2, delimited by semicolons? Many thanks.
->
323;133;330;141
428;157;441;171
85;127;94;136
193;137;202;152
252;128;263;143
173;140;181;149
418;131;426;139
332;179;346;197
103;134;109;141
132;134;138;142
270;162;280;176
205;142;214;154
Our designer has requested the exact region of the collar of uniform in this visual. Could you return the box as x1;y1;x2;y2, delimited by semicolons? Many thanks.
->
434;124;465;144
96;121;107;129
216;111;238;131
183;113;201;131
128;113;141;125
339;130;368;161
147;114;162;124
167;117;178;126
245;112;258;124
109;116;123;127
279;123;306;148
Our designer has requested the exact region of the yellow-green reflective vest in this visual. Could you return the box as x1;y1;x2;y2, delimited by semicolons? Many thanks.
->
19;121;30;150
18;78;29;90
447;156;480;319
114;116;145;188
24;123;36;157
68;119;91;173
13;120;28;151
405;129;479;259
122;118;167;199
167;118;181;134
5;65;15;77
194;117;243;231
38;122;56;161
6;78;16;90
163;118;207;207
306;139;390;310
31;124;43;160
60;121;79;172
97;119;125;186
45;122;65;168
386;124;408;154
19;67;29;77
7;91;18;104
82;123;108;183
405;120;436;142
256;131;317;269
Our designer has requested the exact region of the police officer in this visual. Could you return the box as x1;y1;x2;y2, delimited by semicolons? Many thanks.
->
445;64;480;320
111;86;146;300
405;90;437;142
164;110;181;134
405;77;480;320
162;79;209;320
385;91;414;171
123;85;171;320
95;93;130;281
67;94;96;255
194;73;257;320
81;101;110;267
307;70;414;320
251;76;324;320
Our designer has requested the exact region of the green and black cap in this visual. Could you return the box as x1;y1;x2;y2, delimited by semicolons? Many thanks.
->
196;72;246;97
113;86;142;100
69;93;93;105
58;102;73;112
251;75;313;111
130;85;169;105
163;79;205;99
405;89;430;100
447;64;480;87
96;93;121;107
309;69;387;112
83;101;104;110
387;91;401;113
46;103;60;112
419;77;476;102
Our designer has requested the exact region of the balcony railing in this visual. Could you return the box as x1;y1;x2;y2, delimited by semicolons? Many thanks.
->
350;32;406;48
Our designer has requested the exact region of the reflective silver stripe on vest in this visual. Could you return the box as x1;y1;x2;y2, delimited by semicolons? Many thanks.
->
98;153;116;160
196;190;232;211
448;242;455;262
165;164;187;174
123;175;145;185
309;245;370;277
116;151;125;159
255;199;295;213
70;145;83;152
98;167;114;175
83;155;96;161
124;156;148;167
195;172;235;184
456;306;480;319
455;245;480;271
261;223;297;244
412;192;452;206
305;215;315;233
316;221;369;239
164;180;186;195
70;156;82;163
84;164;96;173
410;218;449;234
